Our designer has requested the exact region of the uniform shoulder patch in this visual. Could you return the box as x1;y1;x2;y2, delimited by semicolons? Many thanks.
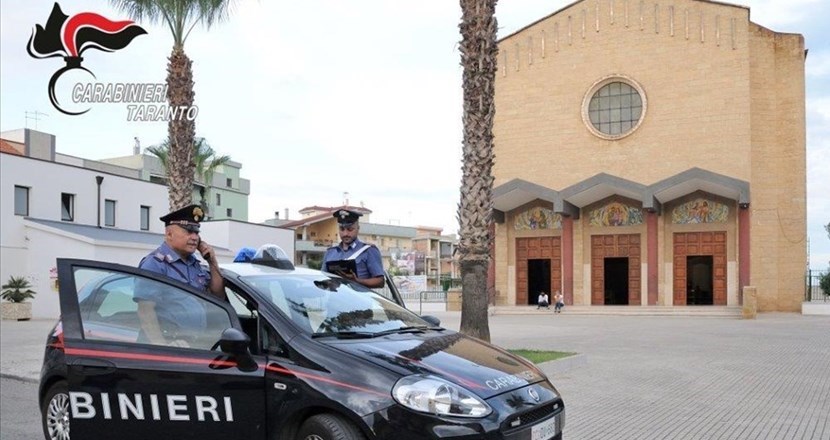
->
153;252;165;262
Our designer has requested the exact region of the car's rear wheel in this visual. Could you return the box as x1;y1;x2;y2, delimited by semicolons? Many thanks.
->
41;381;71;440
297;413;366;440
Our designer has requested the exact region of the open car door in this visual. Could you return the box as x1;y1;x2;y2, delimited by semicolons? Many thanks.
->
371;271;406;307
56;258;266;440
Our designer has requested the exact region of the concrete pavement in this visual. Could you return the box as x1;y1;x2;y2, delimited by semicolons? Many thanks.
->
3;312;829;439
0;318;54;383
434;311;830;440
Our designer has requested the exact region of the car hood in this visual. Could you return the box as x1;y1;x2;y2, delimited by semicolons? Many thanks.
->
325;330;546;399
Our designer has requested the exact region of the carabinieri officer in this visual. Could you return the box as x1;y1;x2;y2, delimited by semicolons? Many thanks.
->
136;204;225;346
322;209;385;288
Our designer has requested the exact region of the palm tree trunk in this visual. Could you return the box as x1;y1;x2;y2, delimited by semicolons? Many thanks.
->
166;46;196;211
457;0;498;342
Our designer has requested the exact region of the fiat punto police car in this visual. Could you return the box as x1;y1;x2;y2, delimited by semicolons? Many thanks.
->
39;245;565;440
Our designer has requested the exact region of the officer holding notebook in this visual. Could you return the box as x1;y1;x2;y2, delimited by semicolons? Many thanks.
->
322;209;385;288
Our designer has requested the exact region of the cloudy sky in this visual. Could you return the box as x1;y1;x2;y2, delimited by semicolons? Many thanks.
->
1;0;828;268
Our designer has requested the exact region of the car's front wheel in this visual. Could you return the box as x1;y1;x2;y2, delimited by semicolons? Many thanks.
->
297;413;366;440
41;381;71;440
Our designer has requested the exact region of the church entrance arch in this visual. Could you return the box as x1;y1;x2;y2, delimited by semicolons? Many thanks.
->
591;234;641;305
672;232;727;305
516;237;561;305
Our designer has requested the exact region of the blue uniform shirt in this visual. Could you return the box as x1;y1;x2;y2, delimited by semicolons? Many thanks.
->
322;239;384;280
139;242;211;291
136;242;211;332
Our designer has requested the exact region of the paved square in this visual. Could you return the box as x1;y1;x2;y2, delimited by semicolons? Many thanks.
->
433;312;830;440
3;312;828;439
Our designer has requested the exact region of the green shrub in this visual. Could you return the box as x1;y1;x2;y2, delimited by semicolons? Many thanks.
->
306;258;322;270
1;276;36;303
820;271;830;297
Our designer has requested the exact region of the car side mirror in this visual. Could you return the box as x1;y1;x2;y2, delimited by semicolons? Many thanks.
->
219;328;249;354
420;315;441;327
219;328;257;372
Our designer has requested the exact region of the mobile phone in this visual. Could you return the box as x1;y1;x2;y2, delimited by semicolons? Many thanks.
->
198;238;211;261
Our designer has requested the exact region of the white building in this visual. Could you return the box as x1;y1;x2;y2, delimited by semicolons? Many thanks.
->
1;129;293;319
100;150;251;222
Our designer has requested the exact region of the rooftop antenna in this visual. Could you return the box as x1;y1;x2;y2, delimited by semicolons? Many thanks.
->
24;111;48;129
133;137;141;155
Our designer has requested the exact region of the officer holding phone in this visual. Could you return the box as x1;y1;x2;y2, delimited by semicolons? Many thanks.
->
322;209;385;289
136;204;225;346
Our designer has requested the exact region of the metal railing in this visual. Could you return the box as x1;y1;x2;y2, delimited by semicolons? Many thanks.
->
805;270;828;302
400;290;448;314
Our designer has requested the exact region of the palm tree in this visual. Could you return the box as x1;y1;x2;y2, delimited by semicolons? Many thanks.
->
147;137;231;218
110;0;233;211
1;276;36;303
457;0;498;342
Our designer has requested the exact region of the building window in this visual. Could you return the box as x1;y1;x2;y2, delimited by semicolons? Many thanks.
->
61;193;74;221
216;193;221;206
226;208;233;217
140;206;150;231
14;186;29;216
226;178;232;187
582;75;647;140
104;199;116;227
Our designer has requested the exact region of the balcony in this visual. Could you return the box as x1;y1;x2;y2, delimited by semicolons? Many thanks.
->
296;239;334;253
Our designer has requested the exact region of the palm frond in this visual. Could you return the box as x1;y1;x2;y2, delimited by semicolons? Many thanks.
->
1;276;36;303
145;142;170;170
110;0;234;46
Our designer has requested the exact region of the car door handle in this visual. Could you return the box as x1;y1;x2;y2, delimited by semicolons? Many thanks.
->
71;358;117;375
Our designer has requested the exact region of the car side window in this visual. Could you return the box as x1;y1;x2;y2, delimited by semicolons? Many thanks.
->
224;283;289;357
262;321;290;358
73;267;233;350
372;281;396;302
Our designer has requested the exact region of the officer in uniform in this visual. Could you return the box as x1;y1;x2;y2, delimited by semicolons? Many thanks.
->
136;204;225;346
322;209;385;288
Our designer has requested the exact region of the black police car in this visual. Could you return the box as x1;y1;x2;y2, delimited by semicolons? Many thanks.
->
39;245;565;440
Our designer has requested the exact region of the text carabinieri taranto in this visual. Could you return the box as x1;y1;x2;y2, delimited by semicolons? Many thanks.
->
72;82;199;122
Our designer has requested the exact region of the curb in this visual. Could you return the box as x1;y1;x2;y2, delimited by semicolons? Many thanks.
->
0;372;38;384
538;353;588;376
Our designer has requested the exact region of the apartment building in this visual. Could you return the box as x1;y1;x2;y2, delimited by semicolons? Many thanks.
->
1;128;291;318
276;205;458;287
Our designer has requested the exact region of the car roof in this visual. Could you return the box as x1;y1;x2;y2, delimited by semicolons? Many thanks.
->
220;262;325;278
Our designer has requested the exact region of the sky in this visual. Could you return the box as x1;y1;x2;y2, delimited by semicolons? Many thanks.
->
1;0;828;269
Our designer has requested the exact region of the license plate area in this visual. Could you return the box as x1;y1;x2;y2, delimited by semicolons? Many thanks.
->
531;416;557;440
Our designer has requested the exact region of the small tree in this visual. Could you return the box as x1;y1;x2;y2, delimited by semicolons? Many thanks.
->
1;276;37;303
823;222;830;296
306;257;323;270
147;137;231;218
820;271;830;298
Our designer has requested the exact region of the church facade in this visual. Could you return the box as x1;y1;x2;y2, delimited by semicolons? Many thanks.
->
491;0;806;311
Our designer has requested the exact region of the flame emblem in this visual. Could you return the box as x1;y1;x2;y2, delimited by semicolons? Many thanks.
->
27;2;147;115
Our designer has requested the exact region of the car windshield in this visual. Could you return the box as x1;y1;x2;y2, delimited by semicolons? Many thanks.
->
240;274;430;336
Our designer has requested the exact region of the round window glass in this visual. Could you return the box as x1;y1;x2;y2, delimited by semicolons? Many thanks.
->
583;78;646;139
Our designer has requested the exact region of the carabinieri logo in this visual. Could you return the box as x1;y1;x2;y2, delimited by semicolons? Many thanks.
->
27;2;147;115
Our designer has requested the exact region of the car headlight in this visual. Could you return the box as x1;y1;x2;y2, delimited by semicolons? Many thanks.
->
392;375;492;418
